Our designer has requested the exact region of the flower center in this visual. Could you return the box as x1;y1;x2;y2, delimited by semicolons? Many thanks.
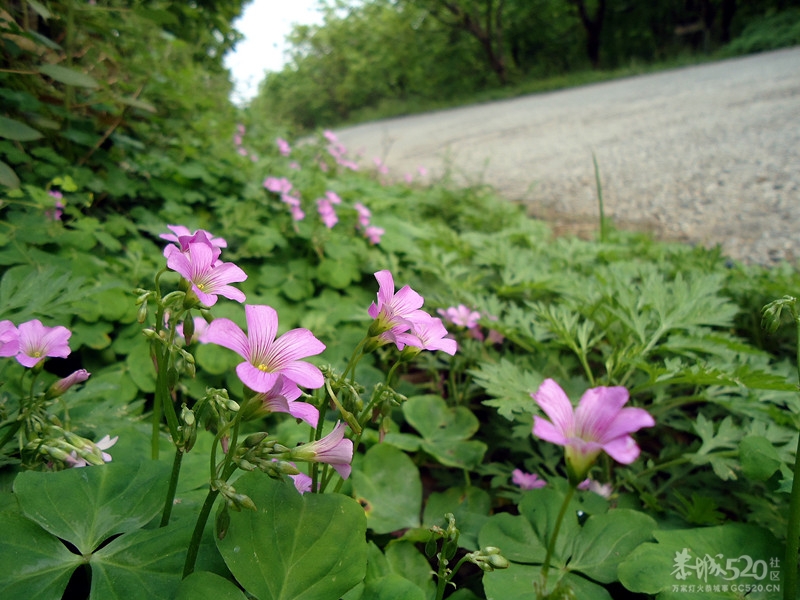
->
257;363;270;372
32;351;42;358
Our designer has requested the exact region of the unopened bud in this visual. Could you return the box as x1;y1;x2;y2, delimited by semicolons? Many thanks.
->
137;302;148;324
243;432;269;447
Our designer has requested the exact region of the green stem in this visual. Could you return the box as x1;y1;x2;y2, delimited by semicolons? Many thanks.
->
434;554;450;600
784;315;800;600
160;447;183;527
593;152;607;243
182;486;219;578
539;485;576;596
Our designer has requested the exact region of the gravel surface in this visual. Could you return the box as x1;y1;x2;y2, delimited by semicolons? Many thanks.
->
334;47;800;265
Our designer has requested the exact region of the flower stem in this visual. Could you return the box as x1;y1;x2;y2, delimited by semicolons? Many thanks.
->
783;314;800;600
182;485;219;578
160;447;183;527
539;485;576;596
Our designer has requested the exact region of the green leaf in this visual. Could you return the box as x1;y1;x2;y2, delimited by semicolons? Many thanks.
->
13;460;170;554
351;443;422;534
89;521;191;600
0;510;82;600
216;473;367;600
26;0;52;20
0;160;20;188
618;524;783;597
362;574;426;600
471;359;543;419
39;64;100;88
739;435;783;481
176;572;248;600
402;395;487;469
566;509;656;583
383;542;435;598
483;564;612;600
0;116;43;141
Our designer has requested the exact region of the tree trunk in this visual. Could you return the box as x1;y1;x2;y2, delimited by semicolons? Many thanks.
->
570;0;607;69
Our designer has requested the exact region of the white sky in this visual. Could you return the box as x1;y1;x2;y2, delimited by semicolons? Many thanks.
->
224;0;324;104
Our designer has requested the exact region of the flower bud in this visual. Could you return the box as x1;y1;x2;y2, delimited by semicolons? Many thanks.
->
45;369;90;399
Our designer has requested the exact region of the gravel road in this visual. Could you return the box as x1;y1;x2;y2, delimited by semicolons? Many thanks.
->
334;47;800;265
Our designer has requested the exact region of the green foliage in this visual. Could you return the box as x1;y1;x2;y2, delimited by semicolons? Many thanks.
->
216;473;368;600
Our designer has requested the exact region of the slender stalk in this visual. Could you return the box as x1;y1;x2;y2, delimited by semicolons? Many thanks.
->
539;485;576;596
182;486;219;578
784;315;800;600
593;152;607;243
160;448;183;527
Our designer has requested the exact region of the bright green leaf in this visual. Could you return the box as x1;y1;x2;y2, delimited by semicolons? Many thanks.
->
13;460;170;554
351;443;422;534
739;435;783;481
89;521;191;600
618;524;783;596
176;572;248;600
217;473;367;600
0;510;82;600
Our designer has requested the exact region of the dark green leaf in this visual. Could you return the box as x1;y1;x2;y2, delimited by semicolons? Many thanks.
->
0;116;42;141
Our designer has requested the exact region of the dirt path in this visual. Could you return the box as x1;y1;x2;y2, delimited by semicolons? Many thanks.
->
334;47;800;264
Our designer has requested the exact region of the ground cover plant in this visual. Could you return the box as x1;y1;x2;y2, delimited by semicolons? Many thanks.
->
1;123;798;599
1;2;799;599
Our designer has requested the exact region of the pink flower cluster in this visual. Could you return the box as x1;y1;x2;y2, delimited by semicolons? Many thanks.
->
323;130;359;171
264;177;306;221
367;270;457;356
46;190;64;221
276;137;291;157
316;190;341;229
264;176;304;221
233;123;258;162
161;225;247;307
510;468;613;498
437;304;504;344
354;202;384;245
204;305;354;482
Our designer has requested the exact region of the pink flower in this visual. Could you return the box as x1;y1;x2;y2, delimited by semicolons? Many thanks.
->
418;166;428;177
167;241;247;306
46;190;64;221
47;369;90;398
264;176;293;194
323;130;339;144
364;226;384;245
512;469;547;490
578;479;613;498
324;191;342;205
160;225;227;250
276;137;291;156
204;304;326;393
404;173;413;183
438;305;481;329
317;197;338;228
289;421;353;479
394;314;457;355
354;202;371;227
373;157;389;175
532;379;655;482
289;161;301;170
0;320;19;358
367;270;428;338
15;320;71;368
289;471;313;494
248;375;319;428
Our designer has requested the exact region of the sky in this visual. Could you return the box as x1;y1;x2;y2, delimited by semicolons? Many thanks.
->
224;0;324;104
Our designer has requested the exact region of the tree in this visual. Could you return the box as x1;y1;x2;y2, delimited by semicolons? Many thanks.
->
567;0;607;68
402;0;510;84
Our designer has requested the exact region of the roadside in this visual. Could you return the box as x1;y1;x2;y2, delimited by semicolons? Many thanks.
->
335;47;800;265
